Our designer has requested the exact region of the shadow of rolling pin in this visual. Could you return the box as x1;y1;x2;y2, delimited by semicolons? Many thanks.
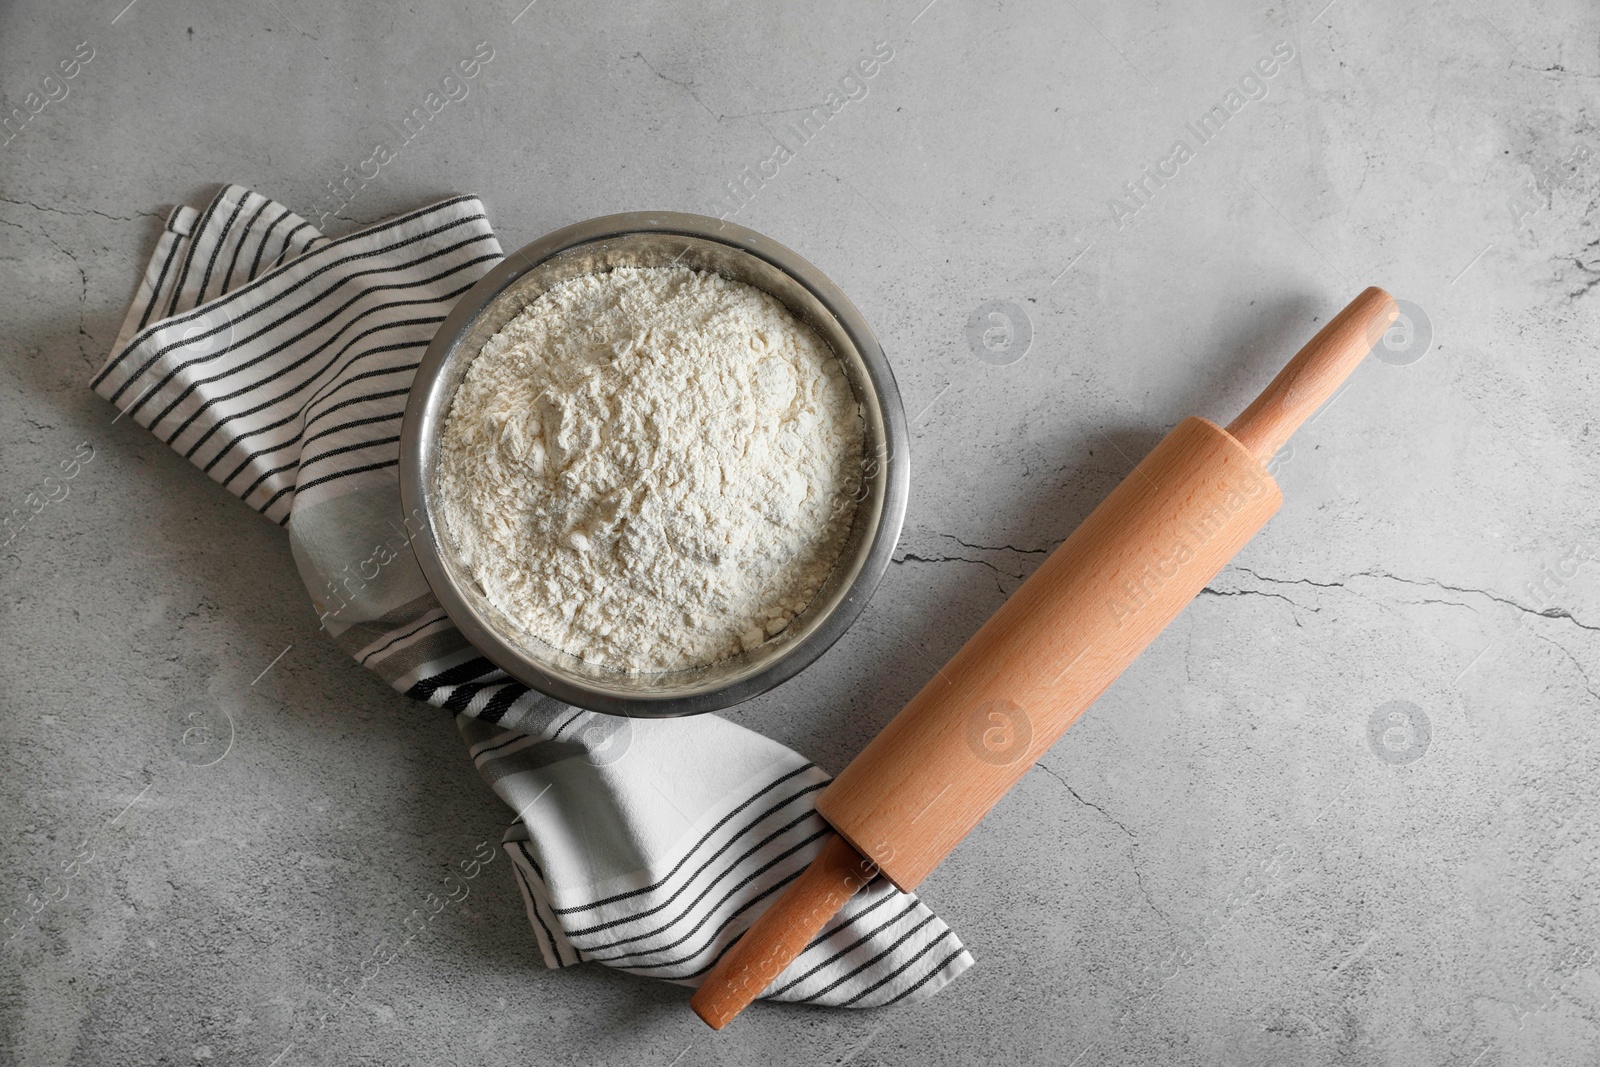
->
691;286;1399;1030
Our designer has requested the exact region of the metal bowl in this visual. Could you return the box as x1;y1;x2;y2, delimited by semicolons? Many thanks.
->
399;212;908;718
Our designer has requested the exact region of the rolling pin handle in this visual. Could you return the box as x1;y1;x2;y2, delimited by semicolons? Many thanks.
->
1226;286;1399;464
690;833;877;1030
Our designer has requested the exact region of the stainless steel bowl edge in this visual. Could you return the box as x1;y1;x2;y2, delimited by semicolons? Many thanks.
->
399;211;908;718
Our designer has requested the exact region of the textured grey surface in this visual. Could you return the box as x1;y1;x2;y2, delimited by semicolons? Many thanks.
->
3;0;1599;1063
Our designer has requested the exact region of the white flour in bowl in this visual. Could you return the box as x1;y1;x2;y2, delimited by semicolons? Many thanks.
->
437;265;864;673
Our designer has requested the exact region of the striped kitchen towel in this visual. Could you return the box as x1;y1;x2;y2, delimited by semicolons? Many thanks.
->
91;184;973;1009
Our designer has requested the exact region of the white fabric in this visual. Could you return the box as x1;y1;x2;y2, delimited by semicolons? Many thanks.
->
92;184;974;1008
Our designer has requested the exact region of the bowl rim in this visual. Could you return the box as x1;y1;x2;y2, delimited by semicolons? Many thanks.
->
399;211;909;718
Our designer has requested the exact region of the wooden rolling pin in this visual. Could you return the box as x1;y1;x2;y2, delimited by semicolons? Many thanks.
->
691;287;1398;1029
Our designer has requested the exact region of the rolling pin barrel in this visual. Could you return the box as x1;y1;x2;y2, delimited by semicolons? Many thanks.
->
817;414;1282;889
690;287;1398;1030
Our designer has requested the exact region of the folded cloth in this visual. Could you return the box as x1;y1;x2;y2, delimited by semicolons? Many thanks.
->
92;185;973;1008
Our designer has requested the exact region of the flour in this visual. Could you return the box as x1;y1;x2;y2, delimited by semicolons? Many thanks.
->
437;265;864;673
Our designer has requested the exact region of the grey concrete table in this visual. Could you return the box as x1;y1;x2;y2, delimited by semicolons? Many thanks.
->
3;0;1597;1063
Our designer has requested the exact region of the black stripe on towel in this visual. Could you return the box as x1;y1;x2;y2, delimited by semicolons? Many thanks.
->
800;914;941;1004
512;842;567;963
441;674;512;714
261;457;399;517
164;187;230;319
566;779;829;940
406;656;501;702
145;238;495;432
135;218;188;334
96;201;483;398
220;194;272;296
877;946;969;1007
357;613;451;665
839;927;955;1006
476;684;531;724
192;324;433;473
553;763;818;916
105;195;477;380
171;318;431;458
765;891;906;998
245;206;293;284
211;371;418;486
201;310;448;473
593;825;831;973
195;191;248;306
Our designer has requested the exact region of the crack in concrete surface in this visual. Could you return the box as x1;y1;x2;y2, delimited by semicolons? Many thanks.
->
0;194;164;223
1033;760;1172;929
895;540;1598;634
